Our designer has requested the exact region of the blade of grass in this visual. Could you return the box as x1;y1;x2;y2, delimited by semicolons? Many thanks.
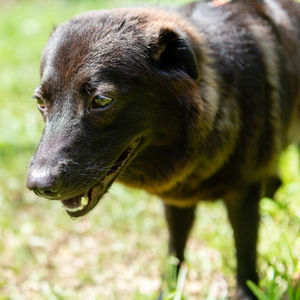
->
174;263;188;300
247;280;270;300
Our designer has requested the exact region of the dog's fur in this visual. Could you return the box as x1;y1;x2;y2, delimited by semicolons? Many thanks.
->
27;0;300;298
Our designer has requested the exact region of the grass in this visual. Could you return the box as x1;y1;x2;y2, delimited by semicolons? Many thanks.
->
1;0;300;299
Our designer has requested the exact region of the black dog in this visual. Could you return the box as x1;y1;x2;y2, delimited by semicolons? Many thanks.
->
27;0;300;298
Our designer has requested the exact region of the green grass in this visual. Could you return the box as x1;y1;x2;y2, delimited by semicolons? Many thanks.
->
1;0;300;299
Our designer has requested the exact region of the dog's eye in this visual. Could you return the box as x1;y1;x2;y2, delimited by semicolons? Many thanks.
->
36;98;46;111
90;95;113;109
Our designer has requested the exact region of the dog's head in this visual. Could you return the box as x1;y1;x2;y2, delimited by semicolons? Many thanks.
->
27;8;203;217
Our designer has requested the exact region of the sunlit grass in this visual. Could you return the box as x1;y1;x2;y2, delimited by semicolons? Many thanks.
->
1;0;300;299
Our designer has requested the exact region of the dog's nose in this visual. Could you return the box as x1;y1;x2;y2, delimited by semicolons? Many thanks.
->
26;167;62;199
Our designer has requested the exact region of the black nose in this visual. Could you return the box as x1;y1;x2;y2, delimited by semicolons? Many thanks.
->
27;167;62;199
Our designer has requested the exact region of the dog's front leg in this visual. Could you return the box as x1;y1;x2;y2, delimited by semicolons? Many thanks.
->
164;204;196;268
225;183;261;300
157;204;196;299
157;204;196;300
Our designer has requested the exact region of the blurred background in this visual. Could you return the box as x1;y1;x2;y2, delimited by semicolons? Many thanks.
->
1;0;300;299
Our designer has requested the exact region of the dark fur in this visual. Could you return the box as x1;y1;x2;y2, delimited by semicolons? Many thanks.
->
27;0;300;298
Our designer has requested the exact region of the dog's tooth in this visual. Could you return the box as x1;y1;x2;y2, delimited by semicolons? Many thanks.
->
65;205;84;212
81;196;89;206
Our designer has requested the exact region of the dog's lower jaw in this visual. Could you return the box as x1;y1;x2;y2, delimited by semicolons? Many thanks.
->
62;195;89;213
62;137;142;218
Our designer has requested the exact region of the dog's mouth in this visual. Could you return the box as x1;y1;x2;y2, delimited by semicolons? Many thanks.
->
61;138;141;218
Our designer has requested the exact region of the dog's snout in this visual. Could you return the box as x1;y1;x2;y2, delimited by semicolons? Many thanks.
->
27;166;63;199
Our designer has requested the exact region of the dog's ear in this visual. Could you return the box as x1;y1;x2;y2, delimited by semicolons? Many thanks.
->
152;27;199;80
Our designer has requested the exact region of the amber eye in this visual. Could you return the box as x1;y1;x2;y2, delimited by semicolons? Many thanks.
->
89;95;113;109
36;98;46;111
